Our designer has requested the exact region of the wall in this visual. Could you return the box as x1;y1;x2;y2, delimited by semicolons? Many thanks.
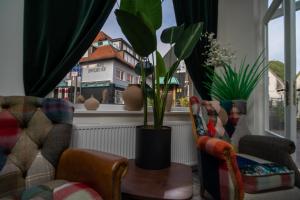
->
81;60;114;83
113;60;138;88
217;0;268;134
0;0;24;95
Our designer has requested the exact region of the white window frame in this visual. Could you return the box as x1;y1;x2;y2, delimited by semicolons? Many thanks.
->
116;69;124;81
263;0;298;154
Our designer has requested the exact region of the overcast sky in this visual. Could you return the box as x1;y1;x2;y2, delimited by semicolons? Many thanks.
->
268;11;300;72
101;0;176;56
101;0;300;72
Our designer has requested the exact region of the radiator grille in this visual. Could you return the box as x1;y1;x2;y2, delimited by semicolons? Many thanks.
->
71;122;197;165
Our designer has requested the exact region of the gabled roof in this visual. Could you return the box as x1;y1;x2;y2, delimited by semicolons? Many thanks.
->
79;45;134;68
93;32;112;42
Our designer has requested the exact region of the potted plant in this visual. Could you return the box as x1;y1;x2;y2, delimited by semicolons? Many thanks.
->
115;0;203;169
203;52;269;145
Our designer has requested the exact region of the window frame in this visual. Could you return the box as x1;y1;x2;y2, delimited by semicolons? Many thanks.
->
263;0;298;145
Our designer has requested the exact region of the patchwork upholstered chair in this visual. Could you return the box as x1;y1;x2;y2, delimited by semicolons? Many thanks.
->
0;96;128;200
189;96;300;200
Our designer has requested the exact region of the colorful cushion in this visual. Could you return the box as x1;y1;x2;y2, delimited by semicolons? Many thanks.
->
189;96;248;144
189;96;231;141
0;110;22;170
189;96;206;138
22;181;103;200
0;96;74;196
0;159;25;197
237;154;295;193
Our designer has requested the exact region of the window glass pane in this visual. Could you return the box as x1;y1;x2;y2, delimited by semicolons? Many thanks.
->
268;16;285;136
52;0;191;108
268;0;282;8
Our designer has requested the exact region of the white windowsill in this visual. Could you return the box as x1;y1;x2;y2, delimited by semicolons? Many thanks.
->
74;104;189;114
73;104;190;125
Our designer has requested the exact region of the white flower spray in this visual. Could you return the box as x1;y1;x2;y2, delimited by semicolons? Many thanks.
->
201;32;235;68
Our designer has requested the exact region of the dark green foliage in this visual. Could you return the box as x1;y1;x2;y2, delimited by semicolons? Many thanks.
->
268;60;284;81
204;53;269;100
161;25;184;44
115;10;156;57
116;0;203;128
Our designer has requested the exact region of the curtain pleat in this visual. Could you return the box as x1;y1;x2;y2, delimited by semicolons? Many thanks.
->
172;0;218;100
23;0;116;97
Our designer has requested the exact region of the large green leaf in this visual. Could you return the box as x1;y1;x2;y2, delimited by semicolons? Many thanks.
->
161;24;184;44
120;0;162;30
115;9;156;57
120;0;137;14
174;22;203;60
156;51;167;78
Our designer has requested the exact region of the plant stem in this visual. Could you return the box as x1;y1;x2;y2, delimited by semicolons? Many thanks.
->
151;53;159;129
141;59;147;126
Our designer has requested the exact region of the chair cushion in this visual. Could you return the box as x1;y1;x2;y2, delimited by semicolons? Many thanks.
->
0;96;73;195
21;180;103;200
237;154;295;193
190;96;233;141
189;96;207;137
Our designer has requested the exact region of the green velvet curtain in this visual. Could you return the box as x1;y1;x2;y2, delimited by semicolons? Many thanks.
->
172;0;218;100
23;0;116;97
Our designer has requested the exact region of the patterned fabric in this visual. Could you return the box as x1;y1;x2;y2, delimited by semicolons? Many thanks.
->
189;96;247;142
0;160;25;197
189;96;206;140
237;155;295;193
22;181;103;200
0;96;74;197
0;110;22;170
25;152;55;188
197;136;244;200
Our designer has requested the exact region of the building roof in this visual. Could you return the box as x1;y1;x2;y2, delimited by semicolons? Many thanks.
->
159;77;179;86
80;42;134;68
93;32;112;42
79;32;135;68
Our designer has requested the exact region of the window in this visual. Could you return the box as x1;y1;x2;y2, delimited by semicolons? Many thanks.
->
115;90;124;104
112;41;121;50
116;69;124;81
52;0;190;108
134;76;140;84
126;73;133;83
264;0;299;166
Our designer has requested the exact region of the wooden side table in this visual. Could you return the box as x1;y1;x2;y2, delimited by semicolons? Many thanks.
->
122;159;193;200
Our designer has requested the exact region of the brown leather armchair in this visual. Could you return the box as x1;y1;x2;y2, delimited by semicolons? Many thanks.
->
0;96;128;200
57;149;128;200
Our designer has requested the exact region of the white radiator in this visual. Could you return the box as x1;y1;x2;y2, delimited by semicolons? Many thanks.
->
71;122;197;166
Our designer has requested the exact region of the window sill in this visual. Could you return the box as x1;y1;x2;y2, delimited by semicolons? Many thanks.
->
73;104;190;125
74;104;189;114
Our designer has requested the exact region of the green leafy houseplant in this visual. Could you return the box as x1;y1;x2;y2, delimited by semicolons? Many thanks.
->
204;53;269;100
115;0;203;128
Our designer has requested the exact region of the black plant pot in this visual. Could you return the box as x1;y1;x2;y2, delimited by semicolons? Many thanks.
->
135;125;171;170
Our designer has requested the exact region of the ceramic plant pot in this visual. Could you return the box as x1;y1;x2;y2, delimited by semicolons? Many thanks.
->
76;95;85;104
122;84;143;111
84;95;100;110
135;126;171;169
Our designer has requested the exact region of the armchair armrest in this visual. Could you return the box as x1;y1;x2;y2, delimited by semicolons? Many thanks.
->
197;136;234;160
239;135;295;155
239;135;300;188
197;136;244;200
56;148;128;200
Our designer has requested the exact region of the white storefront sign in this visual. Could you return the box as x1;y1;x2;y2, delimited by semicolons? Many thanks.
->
82;62;113;82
